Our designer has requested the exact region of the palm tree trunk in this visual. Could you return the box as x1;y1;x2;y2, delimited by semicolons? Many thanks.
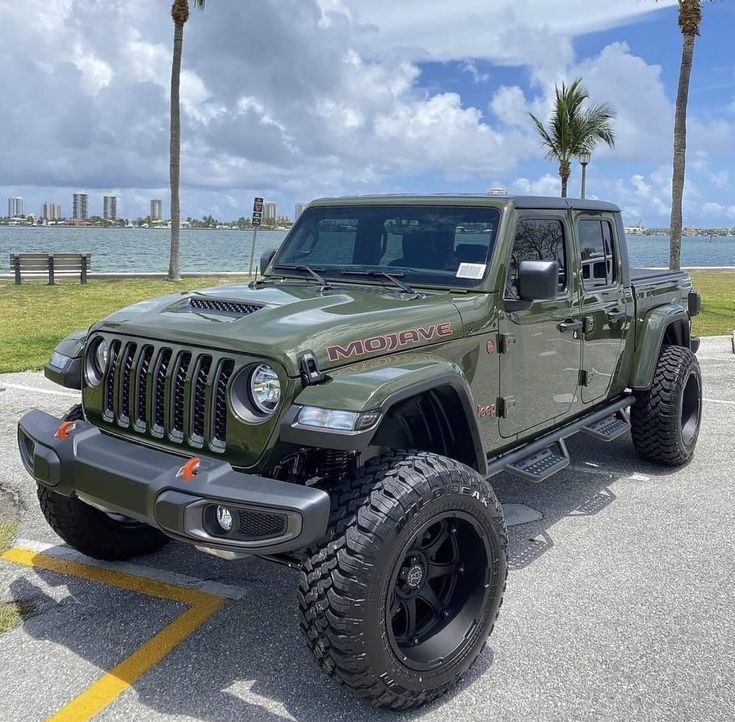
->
559;160;570;198
669;31;696;271
168;19;184;282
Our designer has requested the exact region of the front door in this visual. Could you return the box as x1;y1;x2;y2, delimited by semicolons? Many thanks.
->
499;213;582;439
576;215;632;404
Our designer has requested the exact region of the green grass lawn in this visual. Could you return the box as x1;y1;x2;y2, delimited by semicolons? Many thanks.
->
0;277;247;373
689;271;735;337
0;272;732;373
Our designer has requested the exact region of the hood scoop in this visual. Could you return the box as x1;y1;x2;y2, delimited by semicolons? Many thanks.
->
183;297;263;318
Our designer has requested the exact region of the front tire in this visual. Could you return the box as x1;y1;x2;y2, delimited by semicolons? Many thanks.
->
298;452;507;709
37;485;170;561
631;345;702;466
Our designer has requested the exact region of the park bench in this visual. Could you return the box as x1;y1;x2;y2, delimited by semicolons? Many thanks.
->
10;252;91;285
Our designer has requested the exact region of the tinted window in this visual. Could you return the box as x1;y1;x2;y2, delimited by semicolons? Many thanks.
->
579;219;616;288
274;205;501;288
506;219;566;299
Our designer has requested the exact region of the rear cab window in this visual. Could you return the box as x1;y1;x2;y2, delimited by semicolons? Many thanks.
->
578;218;617;288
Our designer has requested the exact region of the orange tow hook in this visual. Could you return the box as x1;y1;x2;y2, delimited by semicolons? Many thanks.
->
178;457;201;481
54;421;77;440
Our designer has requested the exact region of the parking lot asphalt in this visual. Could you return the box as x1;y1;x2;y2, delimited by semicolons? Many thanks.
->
1;336;734;722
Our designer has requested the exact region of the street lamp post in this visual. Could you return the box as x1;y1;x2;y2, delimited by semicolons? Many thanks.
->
579;151;591;199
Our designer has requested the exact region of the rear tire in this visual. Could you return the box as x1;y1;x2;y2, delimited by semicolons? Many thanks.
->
298;452;507;709
631;345;702;466
37;485;169;561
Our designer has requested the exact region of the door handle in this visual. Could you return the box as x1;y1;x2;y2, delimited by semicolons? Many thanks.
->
558;318;583;333
607;308;627;322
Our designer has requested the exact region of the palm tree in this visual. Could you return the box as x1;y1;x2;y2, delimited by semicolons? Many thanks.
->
657;1;714;271
529;78;616;198
168;0;206;282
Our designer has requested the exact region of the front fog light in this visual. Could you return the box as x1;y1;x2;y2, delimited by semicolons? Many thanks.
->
297;407;381;431
216;505;233;532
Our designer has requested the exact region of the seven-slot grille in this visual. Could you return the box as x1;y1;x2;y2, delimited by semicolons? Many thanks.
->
100;340;234;451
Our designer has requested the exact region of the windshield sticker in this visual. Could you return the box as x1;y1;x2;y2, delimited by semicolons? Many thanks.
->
326;322;453;362
456;263;486;280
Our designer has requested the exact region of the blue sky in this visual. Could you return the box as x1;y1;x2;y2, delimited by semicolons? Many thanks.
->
0;0;733;226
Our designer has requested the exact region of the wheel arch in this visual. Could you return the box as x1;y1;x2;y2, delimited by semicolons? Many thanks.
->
630;304;691;389
282;361;487;475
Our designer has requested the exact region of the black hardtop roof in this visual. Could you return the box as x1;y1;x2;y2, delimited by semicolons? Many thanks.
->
308;193;621;213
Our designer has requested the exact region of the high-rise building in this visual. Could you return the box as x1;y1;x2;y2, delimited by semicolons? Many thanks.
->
42;202;62;220
8;197;23;217
150;199;163;221
264;201;277;223
103;195;117;220
294;202;307;220
73;193;88;220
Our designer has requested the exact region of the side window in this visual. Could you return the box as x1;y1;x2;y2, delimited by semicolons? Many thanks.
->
579;219;616;288
506;218;566;299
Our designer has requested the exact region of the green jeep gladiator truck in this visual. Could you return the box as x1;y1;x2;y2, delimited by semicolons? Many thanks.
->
19;195;702;708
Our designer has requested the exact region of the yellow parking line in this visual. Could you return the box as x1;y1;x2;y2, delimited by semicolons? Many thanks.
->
1;546;227;722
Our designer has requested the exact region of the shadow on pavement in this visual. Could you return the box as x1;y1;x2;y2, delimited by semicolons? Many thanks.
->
6;430;682;721
492;432;682;570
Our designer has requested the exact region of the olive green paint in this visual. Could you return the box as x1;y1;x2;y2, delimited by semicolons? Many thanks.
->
53;195;693;471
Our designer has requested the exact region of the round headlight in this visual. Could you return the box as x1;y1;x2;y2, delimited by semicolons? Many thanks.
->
94;339;109;374
86;338;108;386
249;364;281;414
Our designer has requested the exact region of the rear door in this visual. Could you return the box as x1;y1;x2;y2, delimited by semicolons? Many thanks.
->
576;214;632;404
498;212;582;438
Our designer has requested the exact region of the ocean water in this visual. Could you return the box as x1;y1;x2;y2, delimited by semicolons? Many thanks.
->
1;226;733;272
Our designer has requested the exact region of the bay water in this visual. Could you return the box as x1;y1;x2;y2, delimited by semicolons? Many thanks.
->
1;226;733;273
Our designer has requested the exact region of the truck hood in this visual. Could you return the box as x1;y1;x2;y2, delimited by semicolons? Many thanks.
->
91;281;465;377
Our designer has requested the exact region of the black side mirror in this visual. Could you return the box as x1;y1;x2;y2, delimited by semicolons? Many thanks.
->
260;248;276;275
518;260;559;301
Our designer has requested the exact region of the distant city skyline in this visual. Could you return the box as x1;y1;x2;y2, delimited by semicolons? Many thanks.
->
41;202;62;220
7;197;23;217
103;195;117;221
72;193;88;220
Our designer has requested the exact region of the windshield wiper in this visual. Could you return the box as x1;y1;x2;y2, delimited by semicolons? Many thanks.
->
274;264;333;291
340;269;416;295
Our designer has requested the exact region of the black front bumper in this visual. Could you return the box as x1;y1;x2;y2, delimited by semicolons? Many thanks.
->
18;410;330;557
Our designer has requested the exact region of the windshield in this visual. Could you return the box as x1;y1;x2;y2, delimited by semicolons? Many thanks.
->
271;204;501;289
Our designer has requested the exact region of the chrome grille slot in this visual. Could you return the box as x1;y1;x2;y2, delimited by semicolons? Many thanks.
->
117;342;137;427
102;340;122;421
190;355;212;445
212;359;234;449
98;338;237;453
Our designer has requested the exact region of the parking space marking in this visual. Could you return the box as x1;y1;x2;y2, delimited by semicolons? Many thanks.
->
703;398;735;405
0;382;80;398
1;546;227;722
16;538;250;600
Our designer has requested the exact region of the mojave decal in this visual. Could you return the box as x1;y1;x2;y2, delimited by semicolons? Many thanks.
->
326;322;453;362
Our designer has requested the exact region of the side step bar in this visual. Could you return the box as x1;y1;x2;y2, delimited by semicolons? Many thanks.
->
581;409;630;442
487;394;635;483
506;439;570;483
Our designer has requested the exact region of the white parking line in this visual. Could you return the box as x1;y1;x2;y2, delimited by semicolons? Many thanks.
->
703;398;735;405
1;382;80;398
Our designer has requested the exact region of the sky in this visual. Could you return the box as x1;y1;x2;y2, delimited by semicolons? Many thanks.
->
0;0;734;226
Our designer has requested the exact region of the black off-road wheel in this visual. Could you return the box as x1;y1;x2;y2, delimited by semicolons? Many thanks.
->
298;452;507;710
37;485;169;561
631;345;702;466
